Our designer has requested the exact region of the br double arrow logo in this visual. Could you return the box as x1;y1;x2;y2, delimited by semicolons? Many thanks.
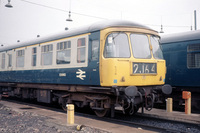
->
76;69;86;80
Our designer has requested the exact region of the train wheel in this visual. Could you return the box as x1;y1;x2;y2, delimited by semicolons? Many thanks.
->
94;109;109;117
62;104;67;111
61;98;67;111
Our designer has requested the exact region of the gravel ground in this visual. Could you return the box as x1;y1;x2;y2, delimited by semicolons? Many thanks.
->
0;103;110;133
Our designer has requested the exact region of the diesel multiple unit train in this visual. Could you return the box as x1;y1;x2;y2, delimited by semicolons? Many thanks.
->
0;20;172;117
161;30;200;111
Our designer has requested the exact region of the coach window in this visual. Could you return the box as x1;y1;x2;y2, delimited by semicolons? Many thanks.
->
130;34;151;59
77;38;86;63
187;44;200;68
57;41;71;64
16;49;25;67
91;40;99;61
8;54;12;67
41;44;53;66
32;47;37;66
1;53;5;69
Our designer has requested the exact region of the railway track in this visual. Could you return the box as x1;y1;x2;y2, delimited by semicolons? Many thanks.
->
2;98;200;133
78;110;200;133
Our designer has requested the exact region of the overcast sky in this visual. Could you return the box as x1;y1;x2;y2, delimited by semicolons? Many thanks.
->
0;0;200;47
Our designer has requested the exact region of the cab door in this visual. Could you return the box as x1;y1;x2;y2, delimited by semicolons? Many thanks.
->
88;32;100;85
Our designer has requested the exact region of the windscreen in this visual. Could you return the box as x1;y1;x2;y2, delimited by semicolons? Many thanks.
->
104;32;130;58
130;34;151;59
151;36;163;59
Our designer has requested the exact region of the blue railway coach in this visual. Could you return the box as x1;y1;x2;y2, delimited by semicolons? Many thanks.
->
161;30;200;111
0;20;172;117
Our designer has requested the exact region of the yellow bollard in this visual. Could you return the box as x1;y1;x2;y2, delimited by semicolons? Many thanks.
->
166;98;173;112
67;104;74;125
182;91;191;115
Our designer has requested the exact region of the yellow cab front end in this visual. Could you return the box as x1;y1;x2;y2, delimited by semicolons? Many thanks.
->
98;26;172;115
100;27;166;87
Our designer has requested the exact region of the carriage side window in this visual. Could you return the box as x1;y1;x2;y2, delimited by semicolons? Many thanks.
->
187;44;200;68
130;34;151;59
16;49;25;67
32;47;37;66
91;40;99;61
104;32;130;58
1;53;5;69
77;38;86;63
8;54;12;67
57;41;71;64
41;44;53;66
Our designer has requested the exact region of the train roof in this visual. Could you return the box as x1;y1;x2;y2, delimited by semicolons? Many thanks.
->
160;30;200;44
0;20;155;52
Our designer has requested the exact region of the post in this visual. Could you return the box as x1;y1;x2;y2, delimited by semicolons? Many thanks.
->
194;10;197;30
67;104;74;125
182;91;191;115
166;98;173;112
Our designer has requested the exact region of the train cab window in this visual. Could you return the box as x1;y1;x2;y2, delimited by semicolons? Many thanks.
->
32;47;37;66
150;36;163;59
91;40;99;61
41;44;53;66
130;34;151;59
104;32;130;58
77;38;86;63
187;44;200;68
8;54;12;67
1;53;5;69
16;49;25;67
56;41;71;64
